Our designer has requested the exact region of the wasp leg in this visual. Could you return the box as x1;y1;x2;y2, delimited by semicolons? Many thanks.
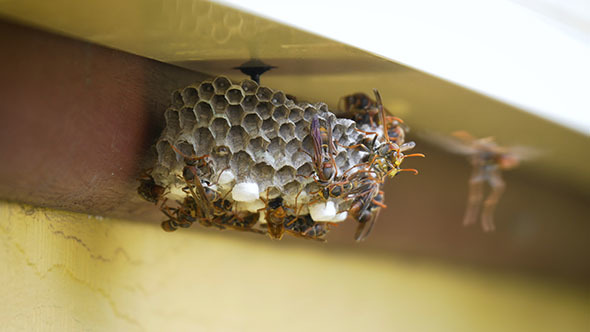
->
463;170;485;227
481;171;505;232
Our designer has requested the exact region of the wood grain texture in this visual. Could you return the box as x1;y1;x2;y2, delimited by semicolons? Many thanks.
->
0;201;588;332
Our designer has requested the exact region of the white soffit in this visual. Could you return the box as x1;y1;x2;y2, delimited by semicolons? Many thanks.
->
218;0;590;134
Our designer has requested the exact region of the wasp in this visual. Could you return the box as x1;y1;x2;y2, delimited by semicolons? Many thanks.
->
445;131;534;232
309;115;338;184
137;169;166;204
258;191;290;240
346;174;387;241
284;214;330;242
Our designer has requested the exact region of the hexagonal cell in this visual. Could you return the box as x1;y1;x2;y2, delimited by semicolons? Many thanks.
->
198;81;215;101
211;95;229;113
226;105;245;126
174;140;196;158
335;151;348;169
272;105;288;123
252;162;275;187
211;117;230;141
285;139;300;155
241;95;257;112
265;186;281;200
181;86;199;107
303;106;317;121
164;108;180;136
171;90;184;108
195;102;214;127
241;79;258;95
255;102;272;120
230;151;255;179
268;137;286;160
278;123;295;141
297;163;313;177
179;107;196;129
255;86;272;102
226;126;249;152
282;180;301;198
294;120;309;140
301;135;314;156
156;140;176;169
247;137;269;160
261;118;278;139
213;76;232;94
288;107;303;122
270;91;286;106
211;145;231;170
276;166;295;185
243;113;262;136
318;103;329;113
291;151;310;169
193;127;215;156
332;124;345;141
225;88;244;105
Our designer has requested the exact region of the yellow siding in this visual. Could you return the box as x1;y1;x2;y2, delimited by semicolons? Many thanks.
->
0;202;587;331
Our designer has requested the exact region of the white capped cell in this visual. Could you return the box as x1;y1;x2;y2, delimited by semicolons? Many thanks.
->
231;182;260;202
309;201;337;222
331;211;348;222
217;170;235;185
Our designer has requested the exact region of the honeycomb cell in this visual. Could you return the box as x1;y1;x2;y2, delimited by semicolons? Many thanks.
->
181;86;199;107
225;88;244;105
261;118;278;139
294;120;309;140
255;102;272;120
291;151;310;169
332;124;345;142
247;137;269;160
335;151;348;169
211;117;230;141
174;140;195;158
282;180;301;198
268;137;286;160
270;91;286;106
230;151;255;179
288;107;303;122
226;105;245;126
303;106;316;121
272;105;288;123
318;103;329;113
278;123;295;141
276;166;296;185
286;138;300;156
193;127;214;156
301;135;314;156
195;102;213;126
213;76;231;94
252;162;275;187
156;140;176;169
180;107;196;129
211;145;231;170
198;81;214;101
227;126;249;152
171;90;184;108
241;95;257;112
241;79;258;95
164;108;180;136
212;95;229;113
243;113;262;136
255;86;272;102
297;163;313;177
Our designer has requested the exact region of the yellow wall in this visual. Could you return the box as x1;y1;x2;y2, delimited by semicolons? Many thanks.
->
0;201;587;331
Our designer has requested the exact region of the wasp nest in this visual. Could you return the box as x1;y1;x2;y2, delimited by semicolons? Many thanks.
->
140;76;422;241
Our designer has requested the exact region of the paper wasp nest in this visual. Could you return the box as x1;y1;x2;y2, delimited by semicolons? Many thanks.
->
150;76;367;217
141;75;422;241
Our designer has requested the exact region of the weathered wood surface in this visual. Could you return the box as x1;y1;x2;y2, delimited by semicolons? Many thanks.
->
1;202;588;332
